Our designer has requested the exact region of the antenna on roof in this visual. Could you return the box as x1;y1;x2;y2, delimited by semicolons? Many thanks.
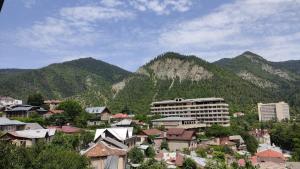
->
0;0;4;12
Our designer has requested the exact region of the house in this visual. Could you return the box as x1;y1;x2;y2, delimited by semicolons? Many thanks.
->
249;129;271;144
233;112;245;117
47;125;82;134
24;123;44;130
229;135;247;150
0;96;22;107
111;119;133;127
136;129;164;149
255;149;286;168
44;100;62;110
0;128;56;147
0;117;25;132
155;151;184;168
94;127;136;149
81;141;127;169
111;113;129;120
85;107;111;126
4;105;47;118
166;128;197;151
200;137;238;150
151;117;206;129
43;109;64;118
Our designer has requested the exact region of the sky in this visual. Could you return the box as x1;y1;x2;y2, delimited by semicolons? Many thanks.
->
1;0;300;71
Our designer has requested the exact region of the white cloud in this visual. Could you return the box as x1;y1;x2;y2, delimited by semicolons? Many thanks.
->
159;0;300;61
15;4;134;53
129;0;193;15
100;0;124;7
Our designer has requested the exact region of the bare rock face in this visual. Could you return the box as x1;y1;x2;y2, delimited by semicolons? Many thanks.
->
112;79;127;98
261;64;294;81
237;71;278;88
137;58;213;81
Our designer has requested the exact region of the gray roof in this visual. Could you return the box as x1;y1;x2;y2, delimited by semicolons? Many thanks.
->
151;116;197;122
24;123;44;130
85;107;107;114
102;137;128;149
8;129;56;139
111;119;132;126
5;105;47;112
0;117;25;126
151;97;225;105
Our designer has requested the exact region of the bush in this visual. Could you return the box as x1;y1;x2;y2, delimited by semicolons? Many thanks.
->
128;147;144;164
183;158;197;169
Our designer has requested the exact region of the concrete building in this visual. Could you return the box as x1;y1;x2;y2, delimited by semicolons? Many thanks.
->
166;128;197;151
151;98;230;127
151;117;206;129
85;107;111;126
258;102;290;122
0;117;25;132
4;105;47;118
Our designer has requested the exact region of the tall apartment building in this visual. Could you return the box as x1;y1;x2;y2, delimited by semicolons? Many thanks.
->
150;98;230;127
258;102;290;122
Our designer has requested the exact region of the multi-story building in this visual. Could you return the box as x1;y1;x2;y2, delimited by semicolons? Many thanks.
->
258;102;290;122
150;98;230;127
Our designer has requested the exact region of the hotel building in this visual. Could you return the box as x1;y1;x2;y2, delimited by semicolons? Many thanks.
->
258;102;290;122
150;98;230;127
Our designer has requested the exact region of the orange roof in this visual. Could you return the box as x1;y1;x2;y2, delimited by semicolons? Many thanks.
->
142;129;162;136
256;149;285;159
112;113;128;118
84;142;127;157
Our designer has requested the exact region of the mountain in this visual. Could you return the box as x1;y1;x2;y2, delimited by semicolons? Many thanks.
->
0;52;299;115
215;51;300;113
109;52;278;113
0;58;131;105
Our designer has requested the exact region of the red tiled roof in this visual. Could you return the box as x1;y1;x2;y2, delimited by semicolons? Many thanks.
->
112;113;128;118
238;159;245;167
167;128;185;135
142;129;162;136
167;129;195;141
47;125;81;134
256;149;285;159
175;153;184;166
84;142;127;157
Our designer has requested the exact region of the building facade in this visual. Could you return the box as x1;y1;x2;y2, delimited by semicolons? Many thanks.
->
151;98;230;127
258;102;290;122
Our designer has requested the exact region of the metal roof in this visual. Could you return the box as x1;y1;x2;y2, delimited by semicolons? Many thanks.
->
111;119;132;126
0;117;25;126
151;116;197;122
24;123;44;130
94;127;134;141
8;128;56;139
151;97;225;105
85;107;106;114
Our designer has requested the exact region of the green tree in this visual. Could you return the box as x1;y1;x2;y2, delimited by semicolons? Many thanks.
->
204;160;228;169
182;158;197;169
160;140;169;150
27;93;44;106
138;158;166;169
240;132;258;155
58;100;83;121
206;124;231;137
145;146;156;158
128;147;144;164
212;151;225;161
196;147;207;158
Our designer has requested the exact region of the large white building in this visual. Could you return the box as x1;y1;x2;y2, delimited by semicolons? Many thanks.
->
150;98;230;127
258;102;290;122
